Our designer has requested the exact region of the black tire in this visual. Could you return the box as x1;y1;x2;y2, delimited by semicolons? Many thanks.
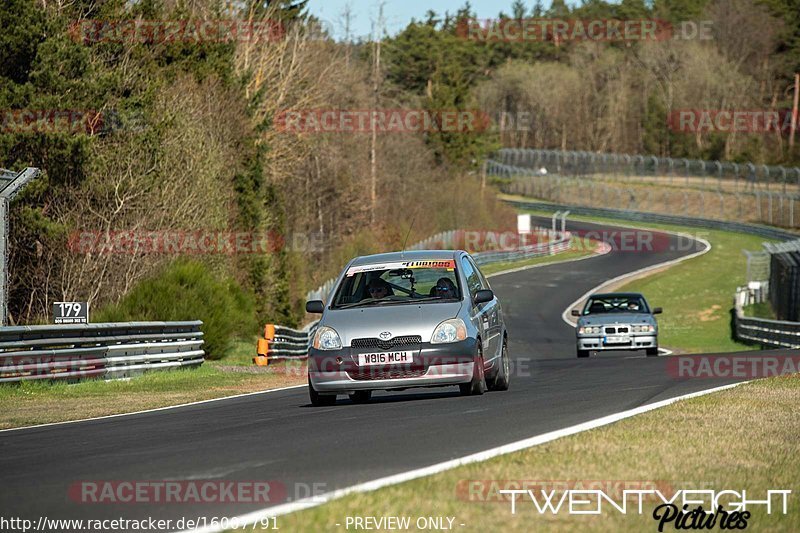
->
348;390;372;404
488;337;510;391
460;342;486;396
646;347;660;357
577;349;590;358
309;378;336;406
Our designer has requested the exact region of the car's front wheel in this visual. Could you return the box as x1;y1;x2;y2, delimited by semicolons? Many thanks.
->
577;349;590;358
646;347;659;357
488;337;510;391
460;342;486;396
349;390;372;404
309;377;336;406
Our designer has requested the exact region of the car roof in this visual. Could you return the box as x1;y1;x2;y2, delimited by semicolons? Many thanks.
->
349;249;461;267
591;292;645;299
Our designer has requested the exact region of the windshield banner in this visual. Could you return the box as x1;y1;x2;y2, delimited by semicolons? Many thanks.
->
346;260;456;277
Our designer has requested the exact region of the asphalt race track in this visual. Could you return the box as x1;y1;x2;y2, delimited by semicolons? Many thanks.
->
0;217;758;530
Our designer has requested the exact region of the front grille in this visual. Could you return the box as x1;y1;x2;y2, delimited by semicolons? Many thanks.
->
604;326;629;334
347;368;427;381
351;335;422;350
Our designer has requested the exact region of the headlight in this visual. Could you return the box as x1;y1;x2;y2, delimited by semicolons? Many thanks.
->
313;326;342;350
632;325;655;333
431;318;467;344
578;326;601;335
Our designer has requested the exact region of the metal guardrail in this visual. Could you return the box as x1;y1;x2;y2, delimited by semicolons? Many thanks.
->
734;286;800;348
257;322;318;361
493;148;800;192
0;321;205;383
489;150;800;228
503;199;799;241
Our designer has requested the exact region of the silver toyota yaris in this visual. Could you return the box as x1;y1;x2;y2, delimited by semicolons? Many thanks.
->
304;250;510;406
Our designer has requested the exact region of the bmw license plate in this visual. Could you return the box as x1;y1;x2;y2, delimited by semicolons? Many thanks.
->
604;335;630;345
358;351;412;366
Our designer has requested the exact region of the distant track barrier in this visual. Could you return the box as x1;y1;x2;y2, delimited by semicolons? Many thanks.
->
0;321;204;383
735;285;800;349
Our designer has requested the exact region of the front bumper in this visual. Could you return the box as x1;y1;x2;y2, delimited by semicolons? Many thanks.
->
577;334;657;351
308;338;477;393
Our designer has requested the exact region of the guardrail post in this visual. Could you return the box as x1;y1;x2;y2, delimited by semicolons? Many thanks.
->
0;168;41;326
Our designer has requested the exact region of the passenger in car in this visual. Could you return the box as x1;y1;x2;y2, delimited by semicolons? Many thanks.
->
431;277;457;298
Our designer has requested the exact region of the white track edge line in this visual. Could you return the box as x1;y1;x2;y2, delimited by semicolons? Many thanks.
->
181;381;749;533
560;231;712;329
0;384;306;434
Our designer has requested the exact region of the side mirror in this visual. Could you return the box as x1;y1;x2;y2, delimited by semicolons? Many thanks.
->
306;300;325;314
474;289;494;305
652;307;662;315
571;309;580;317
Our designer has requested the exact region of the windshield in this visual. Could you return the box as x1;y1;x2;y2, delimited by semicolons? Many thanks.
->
331;260;462;308
582;295;648;315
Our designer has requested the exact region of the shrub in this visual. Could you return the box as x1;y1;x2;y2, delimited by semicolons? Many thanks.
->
95;260;258;359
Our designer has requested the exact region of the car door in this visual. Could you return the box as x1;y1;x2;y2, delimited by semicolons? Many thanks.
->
460;255;494;364
469;255;501;361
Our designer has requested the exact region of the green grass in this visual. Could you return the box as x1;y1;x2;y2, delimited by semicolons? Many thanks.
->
268;376;800;532
518;206;779;354
744;302;777;320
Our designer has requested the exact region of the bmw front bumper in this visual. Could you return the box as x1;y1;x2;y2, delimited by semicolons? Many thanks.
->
577;334;657;351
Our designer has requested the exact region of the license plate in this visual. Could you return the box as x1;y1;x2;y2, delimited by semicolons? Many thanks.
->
604;335;630;344
358;351;413;366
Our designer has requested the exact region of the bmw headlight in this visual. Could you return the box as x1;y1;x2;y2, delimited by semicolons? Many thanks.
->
431;318;467;344
579;325;601;335
313;326;342;350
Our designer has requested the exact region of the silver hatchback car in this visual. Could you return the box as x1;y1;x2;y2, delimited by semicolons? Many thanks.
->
304;250;510;406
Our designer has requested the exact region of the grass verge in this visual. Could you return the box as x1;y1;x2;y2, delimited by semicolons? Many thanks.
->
515;202;780;354
0;340;307;430
264;375;800;532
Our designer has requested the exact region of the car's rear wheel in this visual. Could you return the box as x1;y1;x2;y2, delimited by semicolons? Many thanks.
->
348;390;372;403
309;377;336;406
646;347;660;357
488;337;510;391
460;342;486;396
577;349;590;358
